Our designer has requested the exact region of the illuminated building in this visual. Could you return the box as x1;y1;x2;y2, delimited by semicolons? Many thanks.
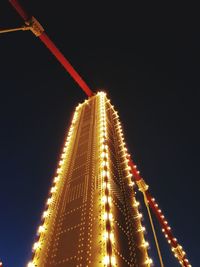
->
28;92;151;267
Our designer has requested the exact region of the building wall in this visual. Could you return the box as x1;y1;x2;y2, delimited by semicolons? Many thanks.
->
30;92;150;267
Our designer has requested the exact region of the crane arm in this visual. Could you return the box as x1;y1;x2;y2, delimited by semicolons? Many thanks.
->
8;0;93;97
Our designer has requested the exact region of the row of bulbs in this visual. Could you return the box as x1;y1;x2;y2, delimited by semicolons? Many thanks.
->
150;197;192;267
113;108;153;266
27;107;80;267
99;93;116;267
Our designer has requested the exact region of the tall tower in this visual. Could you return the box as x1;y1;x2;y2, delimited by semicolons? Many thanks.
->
28;92;151;267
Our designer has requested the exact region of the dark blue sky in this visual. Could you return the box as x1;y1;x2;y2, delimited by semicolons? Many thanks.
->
0;1;199;266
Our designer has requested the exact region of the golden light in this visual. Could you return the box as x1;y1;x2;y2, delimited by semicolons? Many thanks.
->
142;241;149;248
102;196;107;204
27;262;35;267
42;210;49;218
33;241;41;250
38;225;45;234
110;232;114;242
47;197;53;205
145;258;153;265
103;255;110;265
50;186;57;193
53;176;59;183
103;231;109;240
111;256;116;265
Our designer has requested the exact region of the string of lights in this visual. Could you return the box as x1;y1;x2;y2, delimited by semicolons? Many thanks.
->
99;92;116;266
111;107;153;267
128;158;192;267
27;107;81;267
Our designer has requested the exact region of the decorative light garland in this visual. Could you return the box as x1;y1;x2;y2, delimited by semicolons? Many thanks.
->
27;105;81;267
99;92;116;267
148;195;191;267
128;158;192;267
112;110;152;266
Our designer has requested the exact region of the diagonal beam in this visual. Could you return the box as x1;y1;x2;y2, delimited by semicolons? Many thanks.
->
8;0;93;97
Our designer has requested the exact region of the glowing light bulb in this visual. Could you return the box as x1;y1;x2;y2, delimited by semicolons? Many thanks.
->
108;213;113;221
138;226;146;232
43;210;49;218
103;231;109;240
61;153;66;159
101;144;106;150
101;152;106;158
106;183;110;190
103;213;108;220
133;201;140;207
54;176;59;183
111;256;116;265
33;241;41;250
142;241;149;248
102;170;107;177
47;197;53;205
107;196;111;204
138;213;143;219
102;161;107;167
59;160;64;166
145;258;153;265
38;225;45;234
110;232;114;242
51;186;57;193
100;138;105;144
102;196;107;203
27;262;35;267
129;181;135;186
56;167;62;174
103;255;110;265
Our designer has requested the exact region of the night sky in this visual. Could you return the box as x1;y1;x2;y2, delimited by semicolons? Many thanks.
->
0;1;199;266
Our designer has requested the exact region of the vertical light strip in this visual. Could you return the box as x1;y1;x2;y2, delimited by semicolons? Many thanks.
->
98;92;116;267
27;105;81;267
112;107;153;266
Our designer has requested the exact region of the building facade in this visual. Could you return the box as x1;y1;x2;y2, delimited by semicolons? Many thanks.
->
28;92;151;267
